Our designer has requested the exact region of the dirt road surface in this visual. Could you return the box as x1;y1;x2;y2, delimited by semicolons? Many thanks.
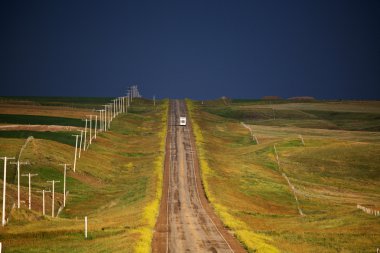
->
153;100;246;253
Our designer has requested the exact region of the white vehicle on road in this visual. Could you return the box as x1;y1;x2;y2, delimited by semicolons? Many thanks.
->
179;117;186;126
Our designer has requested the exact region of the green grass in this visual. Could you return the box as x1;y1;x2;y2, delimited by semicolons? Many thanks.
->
204;106;316;121
0;98;168;252
118;152;150;157
188;99;380;252
202;100;380;131
231;99;321;105
0;131;76;146
0;114;86;126
304;110;380;131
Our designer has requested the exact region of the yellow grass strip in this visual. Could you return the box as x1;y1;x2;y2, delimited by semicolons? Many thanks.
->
133;100;168;252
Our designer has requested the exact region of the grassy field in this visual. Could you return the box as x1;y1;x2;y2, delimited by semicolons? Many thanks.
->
0;97;114;119
0;114;85;126
0;96;112;108
0;98;167;252
0;131;76;146
203;99;380;131
188;99;380;252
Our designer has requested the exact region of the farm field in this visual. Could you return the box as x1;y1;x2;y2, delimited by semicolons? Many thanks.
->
1;96;379;253
0;97;111;119
0;97;167;252
188;99;380;252
204;100;380;131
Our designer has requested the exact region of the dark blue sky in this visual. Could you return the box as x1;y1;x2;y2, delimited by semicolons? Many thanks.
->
0;0;379;99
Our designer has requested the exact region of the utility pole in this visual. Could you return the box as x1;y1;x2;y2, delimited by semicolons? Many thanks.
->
153;95;156;107
117;97;120;115
114;99;117;117
104;105;110;131
122;97;125;113
124;96;127;112
108;104;112;128
72;134;79;172
113;100;116;118
115;98;118;116
115;99;118;117
36;189;51;216
108;105;110;130
108;103;113;125
59;164;70;207
128;89;131;103
47;180;60;217
107;103;111;125
102;109;106;132
137;85;141;97
84;216;88;238
103;105;108;131
87;115;93;145
125;94;129;113
83;118;88;151
94;115;98;139
78;130;83;158
96;110;103;132
111;100;114;119
101;110;104;130
10;160;29;208
120;97;122;113
1;157;15;226
119;97;122;114
104;105;108;130
21;173;38;210
107;103;111;122
125;95;128;113
95;110;101;133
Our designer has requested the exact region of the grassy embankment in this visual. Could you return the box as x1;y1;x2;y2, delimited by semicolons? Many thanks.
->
0;98;168;252
187;99;380;253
